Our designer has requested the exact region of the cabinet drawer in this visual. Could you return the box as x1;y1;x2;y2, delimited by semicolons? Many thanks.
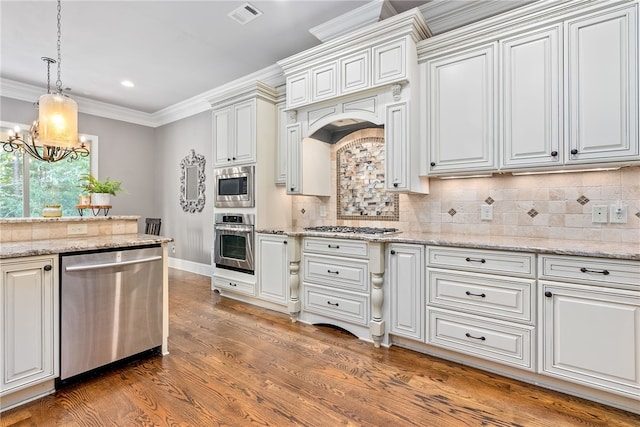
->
428;269;533;323
303;254;368;292
539;255;640;290
427;308;535;370
303;237;368;258
303;284;369;326
427;246;535;277
212;276;255;296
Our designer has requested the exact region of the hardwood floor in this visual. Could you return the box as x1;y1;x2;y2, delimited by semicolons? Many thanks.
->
2;268;639;426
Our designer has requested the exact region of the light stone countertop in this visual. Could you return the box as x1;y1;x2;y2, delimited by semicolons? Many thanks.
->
0;216;140;224
256;229;640;261
0;234;173;259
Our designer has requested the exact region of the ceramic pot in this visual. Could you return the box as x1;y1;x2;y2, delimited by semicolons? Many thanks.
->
91;193;111;206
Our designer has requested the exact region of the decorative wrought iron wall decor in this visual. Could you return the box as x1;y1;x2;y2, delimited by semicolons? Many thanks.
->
180;149;206;213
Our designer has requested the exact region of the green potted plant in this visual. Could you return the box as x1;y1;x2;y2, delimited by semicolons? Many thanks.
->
79;174;125;206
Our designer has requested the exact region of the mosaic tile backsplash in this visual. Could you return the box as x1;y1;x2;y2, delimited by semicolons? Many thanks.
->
336;136;399;220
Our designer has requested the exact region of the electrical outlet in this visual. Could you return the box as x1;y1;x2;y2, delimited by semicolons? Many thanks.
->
610;204;628;224
592;205;608;223
319;204;327;217
480;205;493;221
67;223;88;235
171;244;176;254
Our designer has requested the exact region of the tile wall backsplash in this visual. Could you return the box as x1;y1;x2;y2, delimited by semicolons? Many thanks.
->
336;134;399;220
292;160;640;244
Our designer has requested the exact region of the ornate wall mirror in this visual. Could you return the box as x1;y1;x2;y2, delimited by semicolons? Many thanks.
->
180;149;206;213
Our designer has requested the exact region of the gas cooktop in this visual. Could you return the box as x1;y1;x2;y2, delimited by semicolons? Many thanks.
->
303;226;400;235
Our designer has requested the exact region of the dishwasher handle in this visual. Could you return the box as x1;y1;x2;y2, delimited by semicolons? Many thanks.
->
65;255;162;272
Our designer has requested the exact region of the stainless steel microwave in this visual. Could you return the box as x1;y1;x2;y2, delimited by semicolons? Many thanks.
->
214;166;254;208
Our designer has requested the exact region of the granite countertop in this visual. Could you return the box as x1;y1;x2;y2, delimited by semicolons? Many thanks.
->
256;229;640;261
0;234;173;259
0;216;140;224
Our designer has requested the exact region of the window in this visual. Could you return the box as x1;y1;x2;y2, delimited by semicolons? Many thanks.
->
0;121;98;218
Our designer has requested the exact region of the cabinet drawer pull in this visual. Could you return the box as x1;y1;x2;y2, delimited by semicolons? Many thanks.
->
465;291;486;298
327;244;340;249
229;282;237;287
327;301;339;307
465;332;486;341
465;257;486;264
327;270;339;275
580;267;609;275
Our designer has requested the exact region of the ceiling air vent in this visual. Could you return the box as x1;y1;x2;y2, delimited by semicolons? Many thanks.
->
228;2;263;25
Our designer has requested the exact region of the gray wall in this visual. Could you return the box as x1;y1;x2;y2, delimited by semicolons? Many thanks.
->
155;111;213;265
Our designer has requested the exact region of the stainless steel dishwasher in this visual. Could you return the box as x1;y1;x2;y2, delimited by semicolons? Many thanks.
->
60;245;163;381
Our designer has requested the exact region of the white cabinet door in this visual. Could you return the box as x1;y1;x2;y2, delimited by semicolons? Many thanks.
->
565;4;639;163
340;51;370;95
275;102;288;184
426;43;498;174
213;106;232;167
501;25;562;168
1;256;58;394
285;123;301;194
257;234;288;305
373;38;407;85
233;99;256;165
540;281;640;398
385;102;409;191
311;62;338;103
388;244;424;341
286;72;310;108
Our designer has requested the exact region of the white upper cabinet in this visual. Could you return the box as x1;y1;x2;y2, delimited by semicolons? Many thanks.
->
372;38;407;85
213;99;256;167
275;101;288;185
340;51;370;94
425;43;498;174
311;63;338;103
286;71;310;109
418;1;639;175
501;25;562;168
565;4;639;163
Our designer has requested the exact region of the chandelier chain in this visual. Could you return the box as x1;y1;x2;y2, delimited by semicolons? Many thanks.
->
56;0;62;92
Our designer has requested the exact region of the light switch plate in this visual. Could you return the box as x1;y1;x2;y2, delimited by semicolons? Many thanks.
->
480;205;493;221
67;223;88;235
592;205;608;223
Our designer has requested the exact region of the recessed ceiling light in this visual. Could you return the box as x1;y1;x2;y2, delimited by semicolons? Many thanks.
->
121;80;135;88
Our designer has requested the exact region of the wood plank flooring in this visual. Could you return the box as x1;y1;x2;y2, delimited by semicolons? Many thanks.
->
2;268;639;426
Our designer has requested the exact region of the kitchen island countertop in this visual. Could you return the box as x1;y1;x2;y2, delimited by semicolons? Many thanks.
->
256;229;640;261
0;234;173;259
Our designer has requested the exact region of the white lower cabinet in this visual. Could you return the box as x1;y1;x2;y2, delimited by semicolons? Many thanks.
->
257;234;288;305
539;255;640;399
0;255;58;395
301;237;385;346
388;244;424;341
426;246;536;371
212;276;255;296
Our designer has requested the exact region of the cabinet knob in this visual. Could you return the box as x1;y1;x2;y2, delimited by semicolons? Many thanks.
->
570;148;578;155
44;264;52;271
227;158;231;161
390;250;396;255
393;183;398;188
430;162;436;167
290;187;295;192
283;241;288;245
551;151;558;157
232;157;236;160
545;291;553;298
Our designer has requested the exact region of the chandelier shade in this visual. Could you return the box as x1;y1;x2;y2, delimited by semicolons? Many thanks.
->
38;92;79;148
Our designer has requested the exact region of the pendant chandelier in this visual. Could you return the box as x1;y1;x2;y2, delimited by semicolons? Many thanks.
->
1;0;88;163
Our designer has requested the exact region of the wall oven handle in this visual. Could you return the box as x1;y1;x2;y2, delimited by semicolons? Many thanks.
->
215;225;254;233
65;256;163;272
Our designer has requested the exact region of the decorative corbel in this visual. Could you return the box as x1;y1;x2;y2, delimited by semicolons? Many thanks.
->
391;83;403;101
287;110;298;123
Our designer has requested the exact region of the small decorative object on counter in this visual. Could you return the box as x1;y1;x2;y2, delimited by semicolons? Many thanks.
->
78;195;91;205
42;204;62;217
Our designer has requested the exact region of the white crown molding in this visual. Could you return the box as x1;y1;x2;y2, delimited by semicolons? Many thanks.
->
419;0;536;35
278;8;431;75
309;0;398;42
2;64;286;128
0;78;158;127
416;0;625;57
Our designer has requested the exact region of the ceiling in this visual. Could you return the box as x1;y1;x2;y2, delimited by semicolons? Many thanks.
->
0;1;533;115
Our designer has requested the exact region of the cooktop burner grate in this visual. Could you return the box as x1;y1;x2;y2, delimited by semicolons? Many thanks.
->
303;226;399;235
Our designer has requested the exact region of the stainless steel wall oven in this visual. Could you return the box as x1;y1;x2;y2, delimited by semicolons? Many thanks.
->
214;213;254;274
214;166;254;208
